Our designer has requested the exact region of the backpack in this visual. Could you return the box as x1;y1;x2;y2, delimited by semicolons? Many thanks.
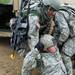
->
59;4;75;37
10;0;30;53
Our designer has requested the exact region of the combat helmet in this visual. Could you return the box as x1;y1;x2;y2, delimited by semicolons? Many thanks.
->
40;34;54;49
42;0;61;10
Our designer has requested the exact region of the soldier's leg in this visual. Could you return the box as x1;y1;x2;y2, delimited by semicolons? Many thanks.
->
21;58;32;75
21;48;41;75
22;68;32;75
62;53;73;75
28;15;40;50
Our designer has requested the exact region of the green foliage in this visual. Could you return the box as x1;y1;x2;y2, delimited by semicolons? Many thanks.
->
0;0;12;4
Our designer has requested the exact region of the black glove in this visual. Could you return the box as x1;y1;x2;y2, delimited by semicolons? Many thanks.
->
35;42;44;52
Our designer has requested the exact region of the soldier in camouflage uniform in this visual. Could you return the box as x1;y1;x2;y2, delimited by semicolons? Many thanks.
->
41;0;75;75
10;0;40;56
21;34;67;75
10;0;56;55
20;0;40;50
19;0;57;51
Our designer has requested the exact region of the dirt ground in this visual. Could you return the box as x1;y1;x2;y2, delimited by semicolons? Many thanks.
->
0;37;23;75
0;37;75;75
0;37;41;75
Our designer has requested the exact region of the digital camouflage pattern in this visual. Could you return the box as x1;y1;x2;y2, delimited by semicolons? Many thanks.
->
62;53;73;75
20;0;75;75
53;8;73;75
21;44;67;75
28;15;40;50
62;37;75;57
42;0;61;10
54;5;75;75
15;0;58;53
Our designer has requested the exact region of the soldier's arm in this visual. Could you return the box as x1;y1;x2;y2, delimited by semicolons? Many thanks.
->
28;15;40;49
21;48;41;75
55;12;70;45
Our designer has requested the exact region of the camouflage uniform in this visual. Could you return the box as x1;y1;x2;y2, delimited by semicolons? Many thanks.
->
42;0;75;75
28;15;40;49
54;11;73;75
20;0;40;50
19;0;52;51
21;34;67;75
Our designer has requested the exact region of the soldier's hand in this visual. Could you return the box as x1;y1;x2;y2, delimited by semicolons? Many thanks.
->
18;49;26;57
10;18;16;27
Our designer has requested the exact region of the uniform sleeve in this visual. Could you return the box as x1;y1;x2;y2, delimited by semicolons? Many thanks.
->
55;12;70;45
21;48;41;75
28;14;40;49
